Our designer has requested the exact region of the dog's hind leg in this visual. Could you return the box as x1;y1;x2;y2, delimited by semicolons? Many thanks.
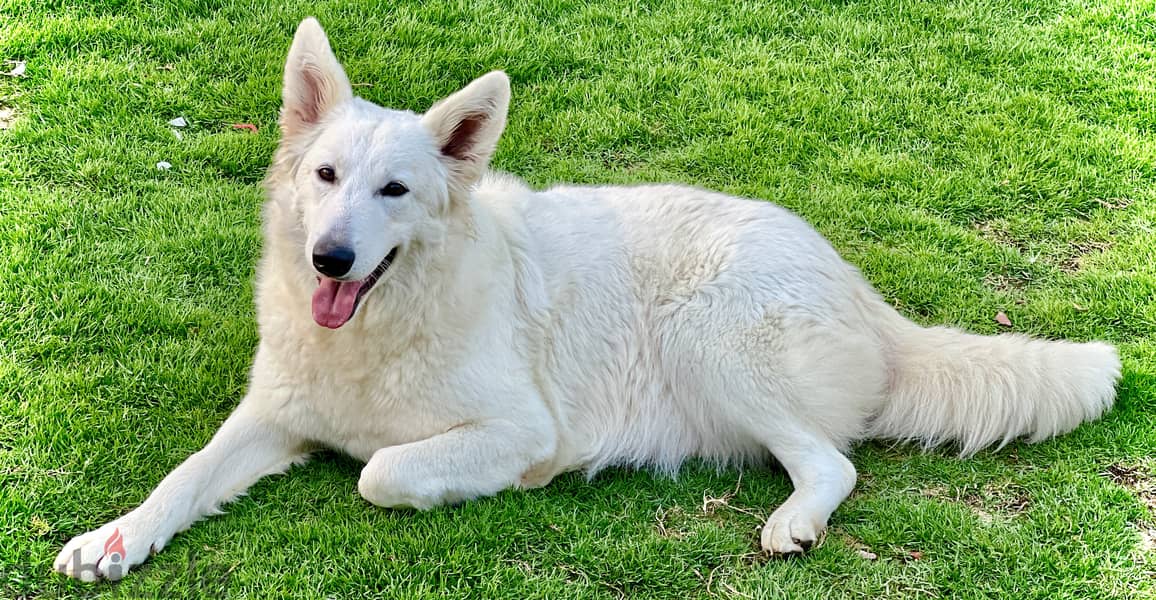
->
755;427;857;554
744;324;886;554
667;297;884;555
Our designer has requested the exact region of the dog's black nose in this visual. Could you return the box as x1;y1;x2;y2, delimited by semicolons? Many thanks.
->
312;244;356;278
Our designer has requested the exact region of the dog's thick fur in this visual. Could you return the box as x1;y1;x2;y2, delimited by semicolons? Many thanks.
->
57;19;1121;581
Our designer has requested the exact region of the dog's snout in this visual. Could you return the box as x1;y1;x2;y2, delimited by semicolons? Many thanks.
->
312;243;356;278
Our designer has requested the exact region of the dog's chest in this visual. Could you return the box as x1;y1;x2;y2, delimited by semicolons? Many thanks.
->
263;337;471;462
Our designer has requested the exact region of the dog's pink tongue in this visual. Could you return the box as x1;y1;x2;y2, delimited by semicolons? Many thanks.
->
312;278;362;329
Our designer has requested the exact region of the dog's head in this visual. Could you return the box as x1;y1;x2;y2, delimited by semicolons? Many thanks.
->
270;18;509;329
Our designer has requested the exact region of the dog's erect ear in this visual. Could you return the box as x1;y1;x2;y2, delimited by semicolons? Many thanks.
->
280;18;352;137
421;71;510;190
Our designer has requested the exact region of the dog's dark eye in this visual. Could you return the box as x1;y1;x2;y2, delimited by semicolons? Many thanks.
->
379;181;408;197
317;166;336;183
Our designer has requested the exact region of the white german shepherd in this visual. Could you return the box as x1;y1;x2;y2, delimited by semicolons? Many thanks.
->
57;18;1121;581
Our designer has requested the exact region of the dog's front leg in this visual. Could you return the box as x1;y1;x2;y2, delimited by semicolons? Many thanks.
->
358;418;554;510
54;404;310;581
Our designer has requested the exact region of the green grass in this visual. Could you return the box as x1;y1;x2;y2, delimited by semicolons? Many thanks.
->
2;0;1155;597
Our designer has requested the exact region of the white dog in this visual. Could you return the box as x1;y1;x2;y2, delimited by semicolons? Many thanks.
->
56;18;1121;581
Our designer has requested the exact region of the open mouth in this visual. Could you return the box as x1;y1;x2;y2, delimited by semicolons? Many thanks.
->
311;247;398;329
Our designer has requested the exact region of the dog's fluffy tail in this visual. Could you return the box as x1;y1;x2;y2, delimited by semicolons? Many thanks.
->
867;324;1121;455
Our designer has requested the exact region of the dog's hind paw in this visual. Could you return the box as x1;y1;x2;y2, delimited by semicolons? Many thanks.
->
760;506;824;556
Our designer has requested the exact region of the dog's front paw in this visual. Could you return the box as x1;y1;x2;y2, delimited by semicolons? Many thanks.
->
54;515;168;581
357;448;443;510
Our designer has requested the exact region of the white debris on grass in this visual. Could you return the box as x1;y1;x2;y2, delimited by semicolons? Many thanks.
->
3;60;26;77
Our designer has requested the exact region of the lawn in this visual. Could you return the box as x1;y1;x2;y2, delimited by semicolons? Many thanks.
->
1;0;1155;598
